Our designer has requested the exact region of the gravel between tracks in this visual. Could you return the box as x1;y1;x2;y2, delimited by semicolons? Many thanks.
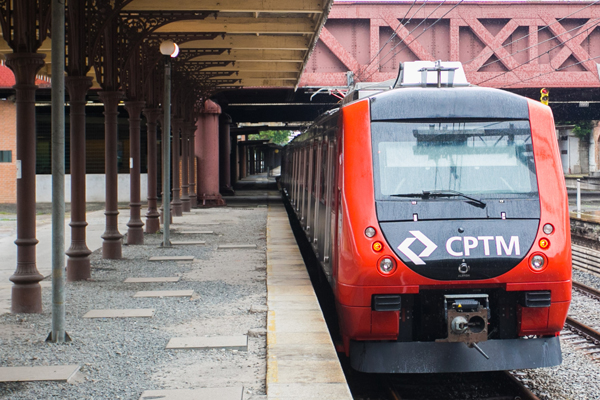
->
512;268;600;400
0;206;268;400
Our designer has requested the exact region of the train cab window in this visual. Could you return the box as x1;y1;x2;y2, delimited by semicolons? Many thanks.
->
371;120;537;200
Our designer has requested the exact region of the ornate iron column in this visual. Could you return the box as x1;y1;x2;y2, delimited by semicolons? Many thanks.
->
65;76;93;281
144;107;161;233
6;53;46;313
99;91;124;258
219;113;234;195
188;121;198;207
125;100;146;244
180;120;191;212
171;117;183;216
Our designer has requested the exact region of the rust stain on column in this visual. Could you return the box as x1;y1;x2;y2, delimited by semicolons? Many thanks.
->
6;53;46;313
99;91;124;259
144;108;161;233
65;76;93;281
125;100;146;244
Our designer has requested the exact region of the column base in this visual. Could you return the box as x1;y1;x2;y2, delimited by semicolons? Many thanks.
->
11;283;42;314
102;239;122;259
127;226;144;245
145;216;160;233
172;202;183;216
198;193;226;207
66;257;91;281
182;198;191;212
190;195;198;208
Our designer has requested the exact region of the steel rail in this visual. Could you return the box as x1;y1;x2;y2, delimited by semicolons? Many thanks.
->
566;317;600;344
573;281;600;302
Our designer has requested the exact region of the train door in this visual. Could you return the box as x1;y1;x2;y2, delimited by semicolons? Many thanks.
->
323;138;336;279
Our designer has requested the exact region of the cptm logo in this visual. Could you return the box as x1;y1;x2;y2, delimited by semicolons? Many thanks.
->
398;231;521;265
397;231;437;265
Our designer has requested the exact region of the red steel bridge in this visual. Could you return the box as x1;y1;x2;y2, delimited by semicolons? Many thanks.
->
300;1;600;90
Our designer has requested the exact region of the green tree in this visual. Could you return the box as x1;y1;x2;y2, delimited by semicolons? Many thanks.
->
248;130;291;145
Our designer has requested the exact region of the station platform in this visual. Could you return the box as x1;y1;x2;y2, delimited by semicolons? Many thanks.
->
0;174;352;400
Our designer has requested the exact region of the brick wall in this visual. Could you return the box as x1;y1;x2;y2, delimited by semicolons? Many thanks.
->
0;100;16;203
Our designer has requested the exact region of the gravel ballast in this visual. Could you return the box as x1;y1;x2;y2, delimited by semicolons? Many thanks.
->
0;206;268;400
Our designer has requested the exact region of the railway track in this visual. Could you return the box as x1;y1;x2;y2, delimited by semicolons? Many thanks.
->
564;278;600;360
572;244;600;275
380;370;540;400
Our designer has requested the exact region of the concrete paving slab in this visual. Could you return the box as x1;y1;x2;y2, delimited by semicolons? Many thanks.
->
179;231;214;234
267;332;333;346
133;290;194;298
170;241;206;245
83;309;155;318
218;244;258;249
267;285;317;296
149;256;195;261
267;344;338;361
139;387;243;400
166;335;248;351
267;383;353;399
0;365;80;382
271;360;347;384
267;300;321;311
124;277;180;283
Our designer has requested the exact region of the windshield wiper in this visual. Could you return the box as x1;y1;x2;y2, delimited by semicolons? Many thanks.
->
391;190;487;209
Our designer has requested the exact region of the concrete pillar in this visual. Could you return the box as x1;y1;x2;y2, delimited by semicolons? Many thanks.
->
181;122;191;212
98;91;124;259
188;123;197;207
219;113;234;195
171;118;183;216
6;53;46;313
124;100;145;244
196;100;225;206
144;108;161;233
65;76;93;281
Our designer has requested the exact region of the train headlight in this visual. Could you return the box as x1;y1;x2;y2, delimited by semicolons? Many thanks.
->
378;257;395;274
530;255;545;271
372;241;383;252
365;227;376;238
543;224;554;235
539;238;550;249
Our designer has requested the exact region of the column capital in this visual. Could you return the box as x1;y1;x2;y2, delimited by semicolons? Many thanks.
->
65;76;93;102
143;108;161;124
5;53;46;85
124;100;146;116
98;91;124;108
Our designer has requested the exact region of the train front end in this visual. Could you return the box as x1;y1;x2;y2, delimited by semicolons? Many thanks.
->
337;67;571;373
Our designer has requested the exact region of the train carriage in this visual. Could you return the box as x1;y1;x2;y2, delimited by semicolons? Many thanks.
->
280;61;571;373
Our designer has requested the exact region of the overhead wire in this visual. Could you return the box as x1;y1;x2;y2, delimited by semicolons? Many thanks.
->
359;0;465;83
477;16;600;71
500;53;600;89
473;18;600;87
359;0;424;78
357;0;451;82
462;0;600;67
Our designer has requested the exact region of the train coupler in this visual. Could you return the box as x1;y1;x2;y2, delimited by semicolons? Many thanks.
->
437;294;490;358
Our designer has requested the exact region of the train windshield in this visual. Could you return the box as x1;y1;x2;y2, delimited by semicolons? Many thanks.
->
371;120;538;200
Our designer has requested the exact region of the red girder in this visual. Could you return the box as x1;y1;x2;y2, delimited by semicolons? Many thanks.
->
300;1;600;89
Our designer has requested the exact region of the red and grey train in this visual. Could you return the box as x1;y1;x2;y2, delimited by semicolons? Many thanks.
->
280;61;571;373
